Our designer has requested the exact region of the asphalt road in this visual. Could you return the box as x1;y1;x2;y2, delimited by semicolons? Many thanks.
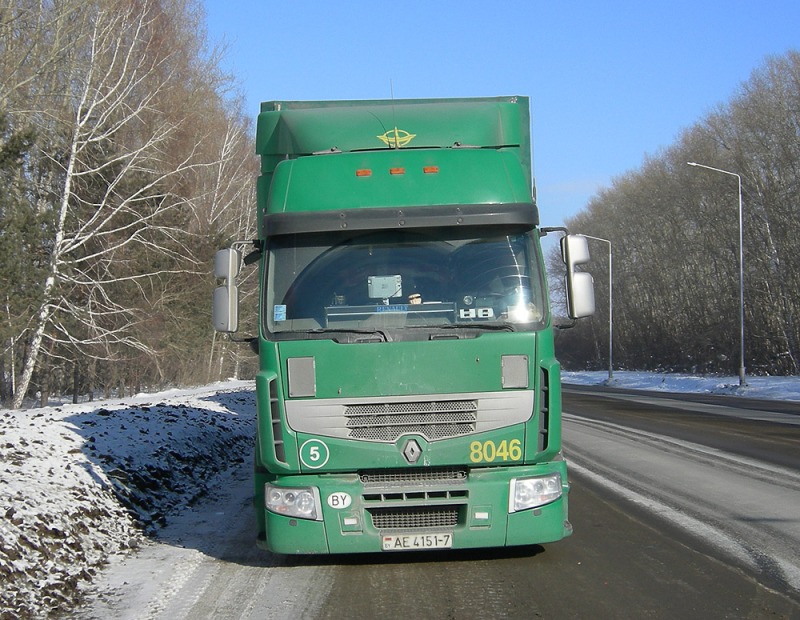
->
85;386;800;619
560;385;800;618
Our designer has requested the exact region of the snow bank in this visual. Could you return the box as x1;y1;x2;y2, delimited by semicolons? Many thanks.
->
563;370;800;401
0;382;255;619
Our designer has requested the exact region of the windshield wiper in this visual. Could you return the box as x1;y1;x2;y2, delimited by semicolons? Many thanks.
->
306;328;390;342
434;323;515;331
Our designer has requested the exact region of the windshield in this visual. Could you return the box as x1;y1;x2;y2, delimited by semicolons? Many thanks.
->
265;227;547;339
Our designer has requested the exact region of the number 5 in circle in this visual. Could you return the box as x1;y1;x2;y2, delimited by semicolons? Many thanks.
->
300;439;330;469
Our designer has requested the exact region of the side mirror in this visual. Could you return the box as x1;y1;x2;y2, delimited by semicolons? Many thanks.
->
212;248;241;332
214;247;241;281
560;235;595;319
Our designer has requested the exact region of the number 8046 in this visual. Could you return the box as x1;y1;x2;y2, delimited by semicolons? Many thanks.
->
469;439;522;463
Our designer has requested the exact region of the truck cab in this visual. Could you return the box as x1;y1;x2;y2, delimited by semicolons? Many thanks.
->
214;97;594;553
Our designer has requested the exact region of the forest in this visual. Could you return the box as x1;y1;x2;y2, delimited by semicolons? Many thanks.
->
554;50;800;377
0;0;257;408
2;1;798;408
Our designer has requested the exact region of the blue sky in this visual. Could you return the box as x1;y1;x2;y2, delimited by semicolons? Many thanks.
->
203;1;799;228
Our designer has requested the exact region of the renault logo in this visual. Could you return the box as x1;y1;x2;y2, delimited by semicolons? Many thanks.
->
402;438;422;464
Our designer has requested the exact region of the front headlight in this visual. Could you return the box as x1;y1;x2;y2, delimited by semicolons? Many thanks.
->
509;473;563;513
265;484;322;520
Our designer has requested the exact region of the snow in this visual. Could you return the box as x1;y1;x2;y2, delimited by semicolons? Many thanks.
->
0;381;256;619
563;370;800;401
1;371;798;618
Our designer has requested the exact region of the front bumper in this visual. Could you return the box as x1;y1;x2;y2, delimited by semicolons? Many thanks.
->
255;461;571;554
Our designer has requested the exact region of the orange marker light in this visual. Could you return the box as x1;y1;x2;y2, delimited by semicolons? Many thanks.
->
355;169;372;177
423;166;440;174
389;167;405;175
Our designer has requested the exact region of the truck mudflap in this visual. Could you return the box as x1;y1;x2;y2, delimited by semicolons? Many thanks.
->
256;462;570;555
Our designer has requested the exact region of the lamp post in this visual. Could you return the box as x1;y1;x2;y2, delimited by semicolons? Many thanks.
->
686;161;747;387
581;235;613;382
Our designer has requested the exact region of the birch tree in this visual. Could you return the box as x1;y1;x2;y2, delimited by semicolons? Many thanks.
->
10;0;222;407
192;103;258;383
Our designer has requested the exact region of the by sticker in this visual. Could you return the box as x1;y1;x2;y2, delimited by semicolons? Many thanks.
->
327;492;352;509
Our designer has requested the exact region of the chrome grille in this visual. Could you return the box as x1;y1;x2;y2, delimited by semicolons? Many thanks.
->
284;390;533;443
345;400;477;441
369;506;460;530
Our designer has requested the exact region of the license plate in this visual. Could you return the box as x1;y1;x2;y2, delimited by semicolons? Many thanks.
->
382;533;453;551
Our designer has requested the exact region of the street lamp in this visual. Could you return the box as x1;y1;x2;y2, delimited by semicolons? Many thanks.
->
686;161;747;387
580;235;613;382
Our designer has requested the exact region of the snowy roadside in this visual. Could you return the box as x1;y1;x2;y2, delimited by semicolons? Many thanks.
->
0;381;256;620
563;370;800;401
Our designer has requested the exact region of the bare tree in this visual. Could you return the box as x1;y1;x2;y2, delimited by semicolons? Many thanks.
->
10;0;226;407
555;50;800;376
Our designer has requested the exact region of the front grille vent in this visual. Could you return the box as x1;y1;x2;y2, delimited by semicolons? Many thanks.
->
269;380;286;464
369;506;460;530
538;367;550;452
363;489;468;503
359;467;468;488
345;400;478;441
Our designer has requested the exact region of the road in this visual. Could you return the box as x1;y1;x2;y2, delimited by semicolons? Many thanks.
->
83;386;800;619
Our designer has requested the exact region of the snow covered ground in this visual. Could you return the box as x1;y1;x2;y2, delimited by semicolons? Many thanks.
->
1;371;799;618
0;382;256;619
564;370;800;401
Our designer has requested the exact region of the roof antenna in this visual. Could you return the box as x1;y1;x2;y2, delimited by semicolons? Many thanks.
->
390;79;399;149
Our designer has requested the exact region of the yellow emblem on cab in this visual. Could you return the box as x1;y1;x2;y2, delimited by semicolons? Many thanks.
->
377;127;416;148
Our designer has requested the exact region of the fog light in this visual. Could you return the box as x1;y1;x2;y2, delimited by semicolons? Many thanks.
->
265;484;322;521
509;473;563;513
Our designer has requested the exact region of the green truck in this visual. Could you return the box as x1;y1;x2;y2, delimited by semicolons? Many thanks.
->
213;96;595;554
